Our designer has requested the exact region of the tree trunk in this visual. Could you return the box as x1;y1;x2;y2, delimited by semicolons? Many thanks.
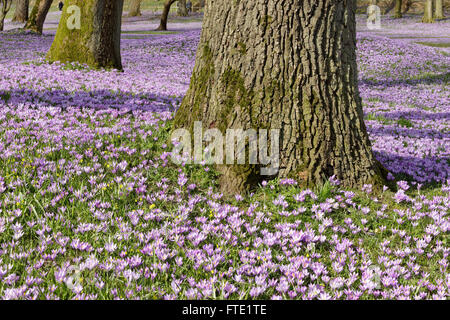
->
0;0;13;31
382;0;396;14
128;0;141;17
422;0;434;22
434;0;445;19
47;0;124;70
393;0;402;18
173;0;387;196
177;0;188;16
156;0;176;31
12;0;29;23
24;0;53;34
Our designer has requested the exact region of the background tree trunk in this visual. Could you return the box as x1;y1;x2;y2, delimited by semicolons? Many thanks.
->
47;0;124;70
393;0;402;17
24;0;53;34
156;0;176;31
0;0;13;31
177;0;188;16
12;0;29;23
382;0;396;14
422;0;434;22
434;0;445;19
173;0;387;195
128;0;141;17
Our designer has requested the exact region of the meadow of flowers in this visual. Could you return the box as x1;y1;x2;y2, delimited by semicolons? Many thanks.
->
0;16;448;300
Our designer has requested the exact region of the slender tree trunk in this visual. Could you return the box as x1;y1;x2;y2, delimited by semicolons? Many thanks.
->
128;0;141;17
173;0;387;195
12;0;29;23
24;0;53;34
422;0;434;22
156;0;176;31
393;0;402;18
0;0;13;31
434;0;445;19
47;0;124;70
177;0;188;17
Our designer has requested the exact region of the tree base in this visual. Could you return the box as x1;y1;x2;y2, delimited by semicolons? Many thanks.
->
422;17;434;23
19;27;40;35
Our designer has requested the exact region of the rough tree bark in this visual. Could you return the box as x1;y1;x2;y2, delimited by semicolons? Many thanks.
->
47;0;124;70
177;0;188;16
434;0;445;19
12;0;29;23
24;0;53;34
422;0;434;22
393;0;402;18
156;0;176;31
173;0;388;195
0;0;13;31
128;0;141;17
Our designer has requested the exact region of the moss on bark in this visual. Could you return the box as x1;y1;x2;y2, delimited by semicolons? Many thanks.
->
173;0;387;196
